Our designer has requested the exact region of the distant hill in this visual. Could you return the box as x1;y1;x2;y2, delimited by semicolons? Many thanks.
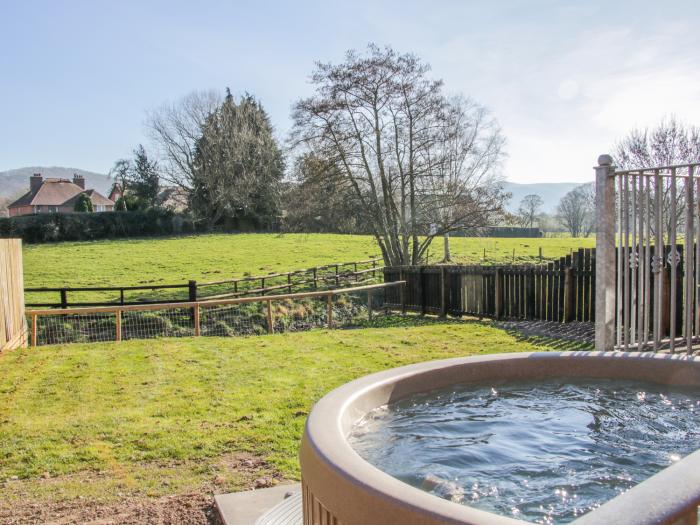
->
0;167;112;201
502;181;589;213
0;167;584;216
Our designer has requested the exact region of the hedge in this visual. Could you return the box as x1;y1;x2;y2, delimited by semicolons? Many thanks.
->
0;210;198;243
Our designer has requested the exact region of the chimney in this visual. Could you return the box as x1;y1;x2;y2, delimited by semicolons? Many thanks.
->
73;174;85;189
30;173;43;192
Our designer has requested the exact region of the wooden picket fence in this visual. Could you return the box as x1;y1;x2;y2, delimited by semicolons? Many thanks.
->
383;247;596;323
0;239;27;351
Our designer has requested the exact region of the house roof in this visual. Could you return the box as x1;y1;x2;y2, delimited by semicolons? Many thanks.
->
9;179;115;208
63;189;115;208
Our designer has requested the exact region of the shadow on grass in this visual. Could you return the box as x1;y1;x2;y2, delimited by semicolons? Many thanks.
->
497;328;594;352
350;313;482;329
349;313;594;352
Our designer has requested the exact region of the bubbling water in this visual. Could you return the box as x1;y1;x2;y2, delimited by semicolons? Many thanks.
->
348;379;700;524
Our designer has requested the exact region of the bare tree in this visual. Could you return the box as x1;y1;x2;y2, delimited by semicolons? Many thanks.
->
517;194;543;228
420;96;507;261
283;153;368;233
291;45;506;266
0;196;9;218
557;184;594;237
614;116;700;236
146;90;221;191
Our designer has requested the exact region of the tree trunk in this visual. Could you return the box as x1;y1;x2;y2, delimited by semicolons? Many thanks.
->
443;232;451;262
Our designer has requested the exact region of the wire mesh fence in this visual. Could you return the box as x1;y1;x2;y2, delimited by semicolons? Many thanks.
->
202;303;269;337
26;282;403;347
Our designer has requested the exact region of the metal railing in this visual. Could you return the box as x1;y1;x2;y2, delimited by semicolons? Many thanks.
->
25;281;404;347
595;157;700;354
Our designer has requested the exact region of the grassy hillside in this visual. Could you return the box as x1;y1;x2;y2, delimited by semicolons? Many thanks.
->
0;318;573;516
22;233;594;290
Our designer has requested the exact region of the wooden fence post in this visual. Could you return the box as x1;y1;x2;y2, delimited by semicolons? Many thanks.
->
563;267;574;323
367;290;373;321
335;264;340;287
418;267;426;315
266;300;274;333
31;313;37;348
287;274;292;294
399;268;406;314
193;304;200;336
494;269;503;319
313;268;318;290
60;289;68;309
327;293;334;328
372;259;377;279
188;280;198;302
440;266;448;317
115;310;122;341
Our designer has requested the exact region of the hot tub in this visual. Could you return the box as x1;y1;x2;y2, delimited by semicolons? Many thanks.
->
300;352;700;525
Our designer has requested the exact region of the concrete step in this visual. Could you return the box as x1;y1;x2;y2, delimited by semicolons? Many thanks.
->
214;483;302;525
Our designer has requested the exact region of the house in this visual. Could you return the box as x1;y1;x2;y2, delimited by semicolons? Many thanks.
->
156;186;188;212
8;173;115;217
108;182;124;203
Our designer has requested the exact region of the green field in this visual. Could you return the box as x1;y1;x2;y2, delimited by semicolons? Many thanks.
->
0;317;578;515
23;233;595;289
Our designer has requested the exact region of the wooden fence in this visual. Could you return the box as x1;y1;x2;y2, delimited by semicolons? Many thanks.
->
0;239;27;351
385;244;690;337
25;280;403;347
25;257;382;308
384;247;596;323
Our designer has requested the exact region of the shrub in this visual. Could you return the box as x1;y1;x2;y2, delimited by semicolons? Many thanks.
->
0;209;198;243
74;193;94;213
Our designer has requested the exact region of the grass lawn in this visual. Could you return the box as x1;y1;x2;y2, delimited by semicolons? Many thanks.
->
0;317;579;521
23;233;595;290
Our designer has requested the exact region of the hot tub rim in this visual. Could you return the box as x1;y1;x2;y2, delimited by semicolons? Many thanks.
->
301;351;700;525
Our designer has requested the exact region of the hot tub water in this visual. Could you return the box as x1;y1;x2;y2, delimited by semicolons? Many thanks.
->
348;379;700;524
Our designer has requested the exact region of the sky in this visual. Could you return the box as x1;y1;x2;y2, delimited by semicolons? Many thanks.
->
1;0;699;183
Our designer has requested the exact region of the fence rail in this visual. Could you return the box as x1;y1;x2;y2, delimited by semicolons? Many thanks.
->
25;280;403;347
24;257;382;308
383;247;596;323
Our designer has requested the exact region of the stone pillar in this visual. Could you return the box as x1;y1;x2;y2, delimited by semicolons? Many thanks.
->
595;154;616;352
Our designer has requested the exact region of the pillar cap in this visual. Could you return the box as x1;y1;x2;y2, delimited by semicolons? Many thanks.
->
598;154;613;166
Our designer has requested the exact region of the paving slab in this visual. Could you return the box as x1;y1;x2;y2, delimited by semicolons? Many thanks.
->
215;483;302;525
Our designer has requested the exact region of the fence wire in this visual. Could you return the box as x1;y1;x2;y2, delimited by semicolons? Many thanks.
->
122;308;194;340
202;303;268;337
28;286;394;347
36;312;116;345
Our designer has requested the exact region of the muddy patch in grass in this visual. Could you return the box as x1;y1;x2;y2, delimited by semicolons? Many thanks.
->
0;453;288;525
